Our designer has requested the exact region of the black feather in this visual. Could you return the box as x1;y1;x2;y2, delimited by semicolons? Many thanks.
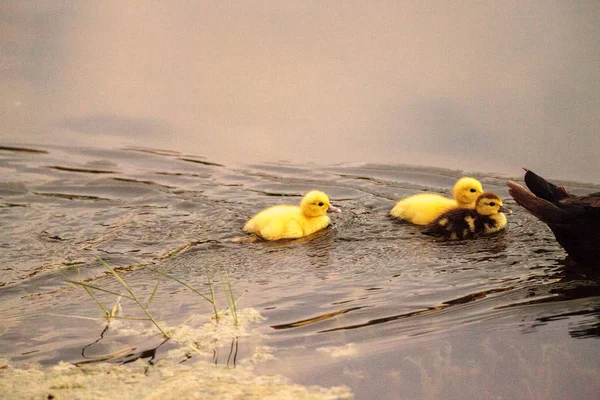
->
524;169;570;203
508;170;600;263
422;208;498;240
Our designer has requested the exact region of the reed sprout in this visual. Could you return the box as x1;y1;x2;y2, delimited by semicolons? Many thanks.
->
68;255;243;339
97;257;169;338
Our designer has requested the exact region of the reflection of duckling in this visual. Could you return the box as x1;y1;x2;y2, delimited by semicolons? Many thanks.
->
389;177;484;225
508;169;600;262
422;192;509;240
243;190;341;240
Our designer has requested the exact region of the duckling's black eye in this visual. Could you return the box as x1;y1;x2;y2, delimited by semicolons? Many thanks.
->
489;202;496;206
470;188;477;193
318;202;324;207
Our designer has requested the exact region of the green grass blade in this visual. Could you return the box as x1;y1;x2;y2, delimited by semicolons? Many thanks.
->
45;313;105;321
220;268;238;325
76;267;110;316
208;280;219;321
203;264;220;321
145;279;160;309
145;265;167;308
86;286;111;316
109;316;152;321
97;257;169;338
66;280;136;301
146;267;214;304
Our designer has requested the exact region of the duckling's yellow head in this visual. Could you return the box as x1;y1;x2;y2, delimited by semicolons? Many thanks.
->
300;190;340;218
453;177;484;206
475;192;506;216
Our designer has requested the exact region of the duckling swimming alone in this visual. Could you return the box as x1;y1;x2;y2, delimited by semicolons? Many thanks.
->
389;177;484;225
507;169;600;262
422;192;508;240
243;190;341;241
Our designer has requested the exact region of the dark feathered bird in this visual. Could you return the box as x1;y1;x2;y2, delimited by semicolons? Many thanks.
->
507;169;600;262
422;192;509;240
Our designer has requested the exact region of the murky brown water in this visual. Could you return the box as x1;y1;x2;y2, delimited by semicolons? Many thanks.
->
1;144;599;399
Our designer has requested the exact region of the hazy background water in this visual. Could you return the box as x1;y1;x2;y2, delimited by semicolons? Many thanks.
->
2;1;599;182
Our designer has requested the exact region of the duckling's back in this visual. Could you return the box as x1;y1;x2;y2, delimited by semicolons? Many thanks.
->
422;208;478;239
389;193;457;225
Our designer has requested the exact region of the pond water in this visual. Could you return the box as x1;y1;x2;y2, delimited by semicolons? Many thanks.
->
1;144;599;399
2;2;600;398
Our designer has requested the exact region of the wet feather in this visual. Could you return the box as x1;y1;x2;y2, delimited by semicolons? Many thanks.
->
422;192;508;240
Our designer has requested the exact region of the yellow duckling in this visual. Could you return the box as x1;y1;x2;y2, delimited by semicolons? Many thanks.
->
422;192;509;240
243;190;341;241
389;177;484;225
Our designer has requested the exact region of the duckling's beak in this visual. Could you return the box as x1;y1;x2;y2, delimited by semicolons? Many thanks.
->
328;204;341;213
499;205;512;214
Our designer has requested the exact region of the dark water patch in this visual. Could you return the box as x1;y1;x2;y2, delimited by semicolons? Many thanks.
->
112;177;176;189
39;230;69;242
271;307;366;330
0;203;28;208
247;189;302;197
48;166;116;174
0;145;48;154
156;171;210;178
443;287;514;305
33;192;112;201
125;147;182;157
318;287;515;334
179;157;225;167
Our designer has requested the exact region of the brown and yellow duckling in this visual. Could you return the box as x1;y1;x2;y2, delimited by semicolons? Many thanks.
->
389;177;484;225
507;169;600;262
422;192;509;240
243;190;341;241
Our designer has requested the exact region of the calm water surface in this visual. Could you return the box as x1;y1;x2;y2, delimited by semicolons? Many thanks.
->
2;2;600;397
1;144;599;399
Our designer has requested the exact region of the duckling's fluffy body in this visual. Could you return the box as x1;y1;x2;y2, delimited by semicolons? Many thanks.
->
422;192;508;240
243;190;339;241
389;177;484;225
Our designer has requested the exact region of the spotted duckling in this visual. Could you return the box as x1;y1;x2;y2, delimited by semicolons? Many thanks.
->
508;169;600;262
389;177;484;225
422;192;509;240
243;190;341;241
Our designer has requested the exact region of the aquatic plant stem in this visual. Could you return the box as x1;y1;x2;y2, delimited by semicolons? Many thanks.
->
208;278;219;321
220;268;238;325
97;257;169;338
76;267;110;316
146;268;215;304
146;265;167;309
66;280;135;301
199;226;221;321
147;266;221;321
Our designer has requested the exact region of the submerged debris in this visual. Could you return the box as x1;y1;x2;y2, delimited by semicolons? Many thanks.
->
0;309;353;399
0;358;353;400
